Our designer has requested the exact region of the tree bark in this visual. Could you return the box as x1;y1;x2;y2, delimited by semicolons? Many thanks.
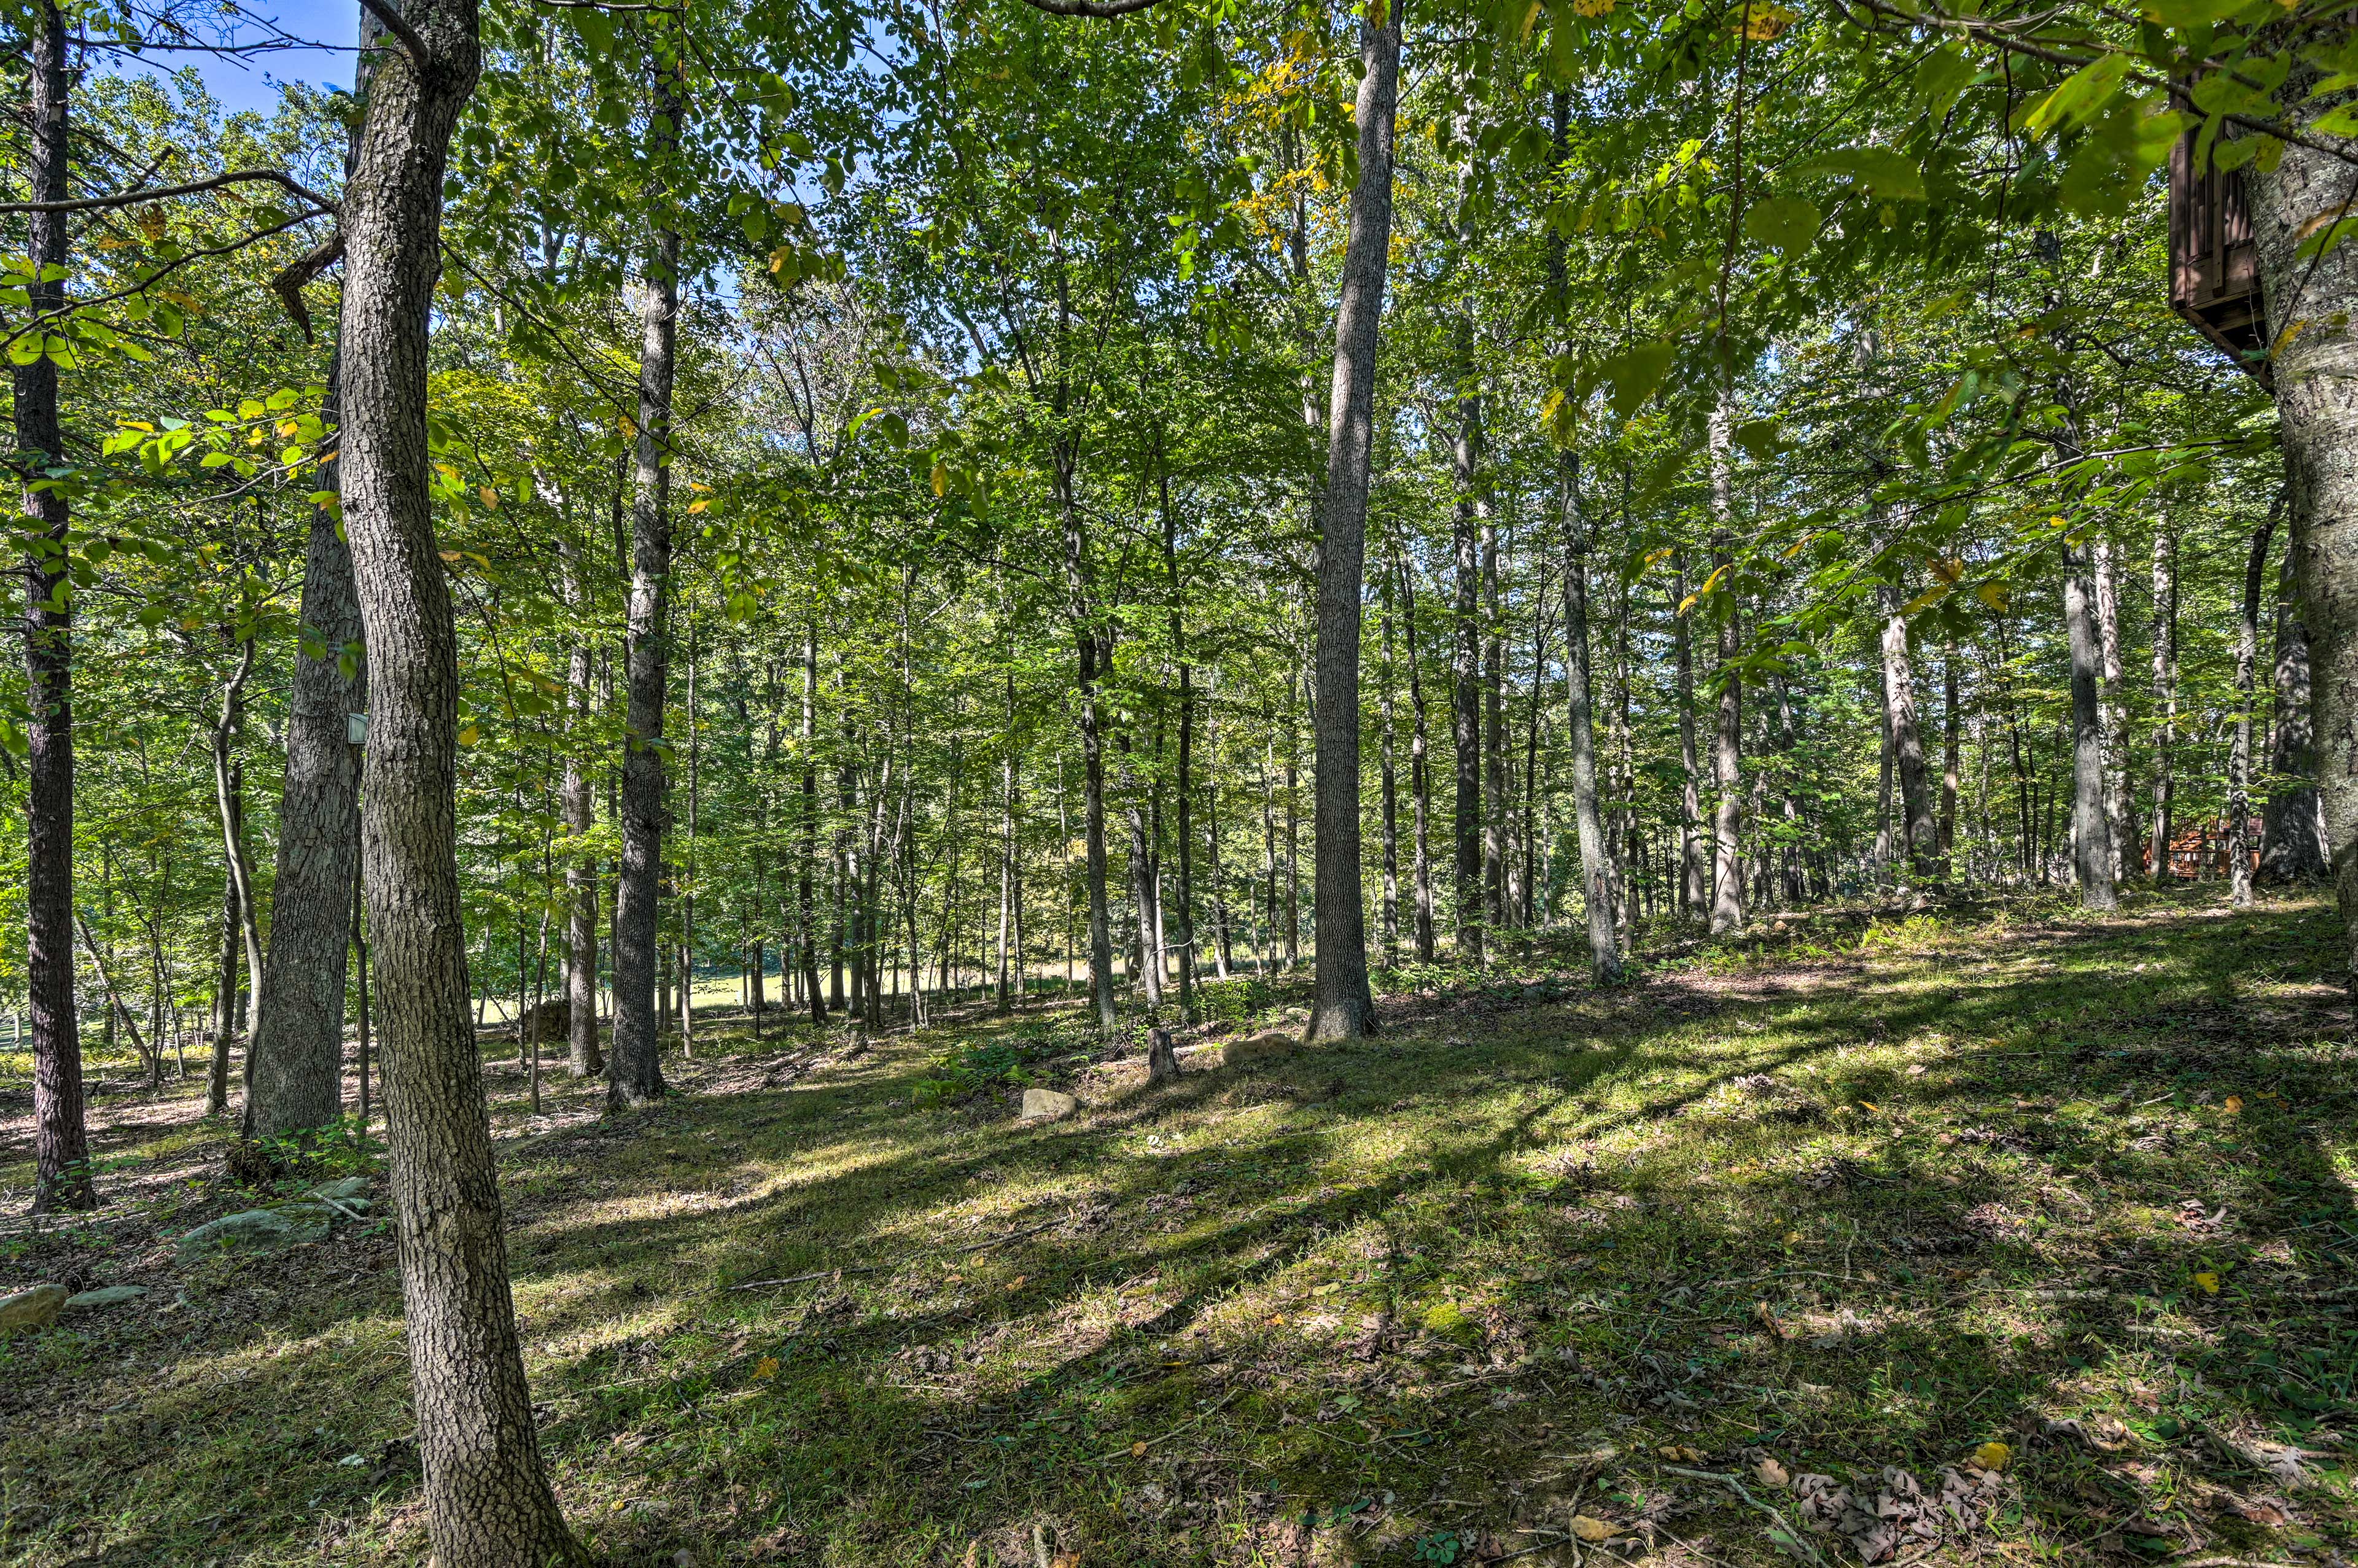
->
1060;475;1118;1029
1399;555;1437;960
1672;556;1707;916
1940;634;1961;874
2263;541;2328;881
610;61;685;1109
1706;395;1746;934
800;615;825;1019
2148;527;2179;883
2092;535;2136;887
1379;569;1401;961
2061;539;2119;909
561;541;602;1076
1561;456;1619;980
208;644;267;1093
1878;582;1937;880
2232;512;2278;907
1449;324;1484;964
246;358;364;1138
1302;0;1396;1039
337;0;580;1553
17;0;90;1211
1166;480;1196;1017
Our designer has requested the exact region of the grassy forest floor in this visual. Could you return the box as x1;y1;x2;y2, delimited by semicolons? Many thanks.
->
4;890;2357;1567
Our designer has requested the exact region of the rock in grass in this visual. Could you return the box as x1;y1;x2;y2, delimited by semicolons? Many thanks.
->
1019;1089;1080;1123
0;1284;68;1335
63;1285;149;1311
1220;1030;1296;1069
176;1206;330;1259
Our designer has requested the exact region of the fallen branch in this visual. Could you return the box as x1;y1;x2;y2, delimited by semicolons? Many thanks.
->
1662;1466;1827;1568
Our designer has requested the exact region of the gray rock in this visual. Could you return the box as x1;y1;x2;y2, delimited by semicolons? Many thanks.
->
176;1206;330;1258
0;1284;68;1335
312;1176;370;1203
64;1285;148;1311
1018;1089;1079;1123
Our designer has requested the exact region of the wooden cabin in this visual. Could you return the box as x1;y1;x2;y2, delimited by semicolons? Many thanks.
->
2168;131;2272;387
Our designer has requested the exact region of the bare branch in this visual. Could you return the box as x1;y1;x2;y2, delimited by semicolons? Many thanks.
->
0;167;338;215
1010;0;1167;17
357;0;432;66
271;229;345;341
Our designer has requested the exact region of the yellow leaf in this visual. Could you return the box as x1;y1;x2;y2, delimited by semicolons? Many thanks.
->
1268;1314;1286;1326
2194;1271;2220;1294
438;551;462;564
1572;0;1614;15
1130;1440;1148;1457
1861;1100;1879;1111
1971;1440;2012;1472
1516;0;1541;39
1976;581;2010;610
687;498;711;513
1932;556;1964;583
930;463;949;497
457;722;481;746
1571;1516;1613;1542
753;1355;780;1379
479;485;499;508
1677;593;1700;616
1008;1275;1026;1290
2224;1095;2244;1113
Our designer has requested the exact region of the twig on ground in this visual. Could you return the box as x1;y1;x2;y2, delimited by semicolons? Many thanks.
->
1662;1467;1827;1568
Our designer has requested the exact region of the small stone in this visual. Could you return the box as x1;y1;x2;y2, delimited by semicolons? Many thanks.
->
64;1285;149;1311
1220;1031;1294;1069
176;1207;330;1259
0;1284;68;1335
1019;1089;1079;1122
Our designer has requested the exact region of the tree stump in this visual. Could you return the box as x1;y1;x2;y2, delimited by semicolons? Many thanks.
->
1146;1026;1182;1085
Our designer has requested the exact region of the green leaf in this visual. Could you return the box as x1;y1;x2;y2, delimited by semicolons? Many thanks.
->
1603;340;1677;419
1913;45;1979;123
1794;146;1926;200
2021;53;2133;140
1743;195;1822;255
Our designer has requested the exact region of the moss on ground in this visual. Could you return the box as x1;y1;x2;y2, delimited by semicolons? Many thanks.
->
4;890;2356;1566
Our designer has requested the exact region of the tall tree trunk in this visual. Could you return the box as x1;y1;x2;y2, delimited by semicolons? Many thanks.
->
996;678;1018;1011
1482;507;1506;929
801;615;825;1019
2232;512;2278;908
610;63;685;1109
1166;481;1196;1017
2093;535;2135;887
1450;325;1484;964
1060;472;1118;1029
1399;556;1438;960
1939;635;1961;874
2263;543;2328;881
1284;676;1300;968
1303;0;1396;1038
209;646;267;1095
1121;743;1162;1012
562;541;602;1076
246;373;364;1138
1379;573;1401;963
1205;700;1232;979
1706;395;1746;934
2061;538;2119;909
1561;456;1619;980
1671;556;1707;915
2148;527;2179;883
209;851;240;1116
338;0;580;1554
1878;583;1937;880
17;0;90;1211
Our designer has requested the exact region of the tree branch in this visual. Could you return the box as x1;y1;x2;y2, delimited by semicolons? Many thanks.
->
0;167;338;215
357;0;432;66
271;229;346;341
1010;0;1167;17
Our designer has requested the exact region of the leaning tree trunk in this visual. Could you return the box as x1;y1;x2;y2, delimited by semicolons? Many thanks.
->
246;410;364;1139
337;0;580;1557
1302;0;1397;1042
1878;582;1937;880
2061;538;2119;910
610;64;685;1110
2232;513;2278;908
1706;395;1746;934
17;0;91;1212
2263;543;2328;880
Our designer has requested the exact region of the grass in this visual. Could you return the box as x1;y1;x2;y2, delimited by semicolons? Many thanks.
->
2;888;2356;1567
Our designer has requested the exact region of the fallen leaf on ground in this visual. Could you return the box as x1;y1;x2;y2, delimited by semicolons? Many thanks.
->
1570;1516;1613;1542
1970;1441;2010;1473
1756;1456;1791;1486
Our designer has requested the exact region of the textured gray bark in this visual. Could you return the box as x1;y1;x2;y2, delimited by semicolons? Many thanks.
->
1562;457;1619;981
2092;535;2135;887
1061;478;1118;1029
610;74;684;1109
2062;541;2119;909
1482;507;1505;928
337;0;580;1555
1449;325;1484;963
1303;0;1397;1042
2263;541;2328;881
1877;583;1937;879
2250;109;2358;979
1398;556;1437;960
1706;397;1745;934
246;473;363;1138
2148;529;2179;883
17;0;91;1211
208;647;267;1085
